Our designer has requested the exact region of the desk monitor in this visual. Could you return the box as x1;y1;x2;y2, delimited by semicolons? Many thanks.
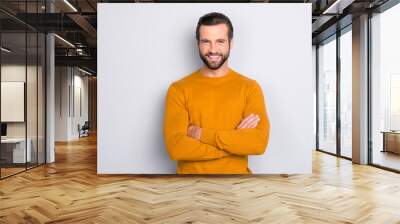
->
1;123;7;137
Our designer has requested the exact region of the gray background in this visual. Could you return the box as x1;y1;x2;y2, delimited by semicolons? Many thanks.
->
97;3;313;174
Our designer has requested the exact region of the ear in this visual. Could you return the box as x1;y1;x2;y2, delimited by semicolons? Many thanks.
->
229;39;233;48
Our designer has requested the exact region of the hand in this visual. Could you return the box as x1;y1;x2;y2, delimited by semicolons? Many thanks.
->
187;124;202;140
236;113;260;129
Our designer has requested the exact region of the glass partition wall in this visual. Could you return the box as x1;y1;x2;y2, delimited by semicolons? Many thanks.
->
0;2;46;179
316;26;353;159
317;35;337;155
316;0;400;172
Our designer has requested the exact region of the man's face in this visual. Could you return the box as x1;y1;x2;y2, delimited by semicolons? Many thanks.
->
198;23;231;70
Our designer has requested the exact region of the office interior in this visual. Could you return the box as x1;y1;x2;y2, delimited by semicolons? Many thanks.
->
0;0;400;223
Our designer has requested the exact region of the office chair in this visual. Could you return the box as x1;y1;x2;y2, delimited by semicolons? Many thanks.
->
79;121;90;138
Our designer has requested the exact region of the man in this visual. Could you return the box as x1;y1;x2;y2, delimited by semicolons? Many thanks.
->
163;12;270;174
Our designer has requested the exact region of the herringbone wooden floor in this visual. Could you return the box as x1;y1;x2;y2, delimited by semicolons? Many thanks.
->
1;134;400;224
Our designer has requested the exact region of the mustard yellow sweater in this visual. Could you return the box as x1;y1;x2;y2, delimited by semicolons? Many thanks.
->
163;68;270;174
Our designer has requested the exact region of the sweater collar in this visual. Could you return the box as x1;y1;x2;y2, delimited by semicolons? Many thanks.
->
195;68;235;82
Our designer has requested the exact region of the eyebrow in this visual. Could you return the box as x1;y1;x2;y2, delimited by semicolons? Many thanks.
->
200;39;227;42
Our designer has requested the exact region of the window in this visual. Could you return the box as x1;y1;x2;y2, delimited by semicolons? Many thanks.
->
340;28;352;158
318;36;337;154
371;2;400;171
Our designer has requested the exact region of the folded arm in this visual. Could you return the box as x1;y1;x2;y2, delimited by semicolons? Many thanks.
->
199;81;270;156
163;84;230;161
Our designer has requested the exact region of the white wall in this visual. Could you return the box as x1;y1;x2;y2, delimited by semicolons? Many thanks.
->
312;45;317;142
55;66;69;141
55;67;89;141
98;3;313;174
72;72;89;138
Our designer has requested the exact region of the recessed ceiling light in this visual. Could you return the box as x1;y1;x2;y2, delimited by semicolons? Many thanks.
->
322;0;354;15
63;0;78;12
54;34;75;48
78;67;93;76
1;47;11;53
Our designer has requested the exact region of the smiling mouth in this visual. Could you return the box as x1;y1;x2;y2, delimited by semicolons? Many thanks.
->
207;55;221;61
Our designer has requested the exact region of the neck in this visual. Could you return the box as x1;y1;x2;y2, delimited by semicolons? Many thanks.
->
200;62;230;78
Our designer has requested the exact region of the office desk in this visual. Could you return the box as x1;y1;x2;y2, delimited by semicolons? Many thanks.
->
1;138;32;164
381;131;400;154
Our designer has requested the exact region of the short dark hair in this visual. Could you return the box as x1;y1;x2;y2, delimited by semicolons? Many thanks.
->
196;12;234;42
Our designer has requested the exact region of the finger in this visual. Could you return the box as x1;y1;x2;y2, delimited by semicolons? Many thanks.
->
243;114;260;127
242;115;260;129
237;114;255;129
239;116;256;129
238;114;253;127
237;113;260;129
243;119;259;129
239;115;259;129
187;126;193;136
248;120;259;128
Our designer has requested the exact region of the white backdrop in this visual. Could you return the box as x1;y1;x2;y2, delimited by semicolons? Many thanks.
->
1;82;25;122
98;3;313;174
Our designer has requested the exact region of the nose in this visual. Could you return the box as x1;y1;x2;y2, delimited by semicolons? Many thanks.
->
209;42;217;53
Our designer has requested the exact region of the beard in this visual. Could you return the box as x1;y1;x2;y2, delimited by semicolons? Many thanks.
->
199;49;230;70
